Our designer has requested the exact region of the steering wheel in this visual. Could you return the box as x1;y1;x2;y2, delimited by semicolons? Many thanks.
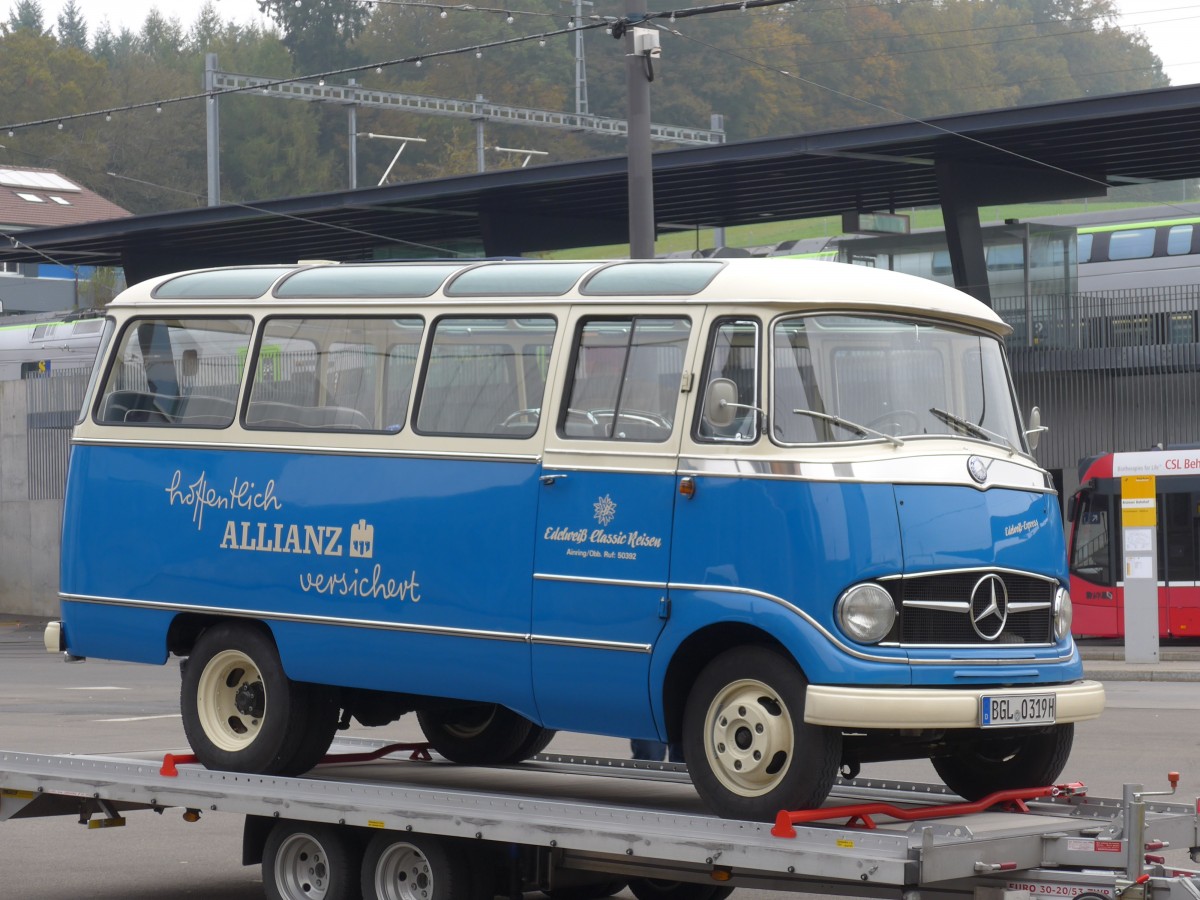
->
615;409;671;429
867;409;921;435
500;408;542;428
566;408;600;426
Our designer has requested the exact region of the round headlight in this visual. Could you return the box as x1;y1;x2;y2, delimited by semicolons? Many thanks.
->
1053;585;1073;641
836;582;896;644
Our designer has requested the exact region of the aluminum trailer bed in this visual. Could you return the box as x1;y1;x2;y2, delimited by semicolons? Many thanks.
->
2;737;1198;900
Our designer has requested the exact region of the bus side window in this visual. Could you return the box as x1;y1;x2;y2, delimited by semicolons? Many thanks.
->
1070;491;1112;586
246;317;422;433
696;318;759;442
414;316;556;438
561;317;691;442
95;317;252;427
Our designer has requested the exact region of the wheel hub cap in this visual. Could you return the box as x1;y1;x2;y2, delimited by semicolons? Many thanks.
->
706;680;794;797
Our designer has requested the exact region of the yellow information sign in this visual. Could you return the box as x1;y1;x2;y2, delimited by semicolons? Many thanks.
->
1121;475;1157;528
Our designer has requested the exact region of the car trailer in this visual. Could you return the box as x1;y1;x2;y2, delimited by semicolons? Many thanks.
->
2;737;1199;900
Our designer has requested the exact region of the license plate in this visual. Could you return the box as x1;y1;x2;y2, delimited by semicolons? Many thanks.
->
980;693;1056;727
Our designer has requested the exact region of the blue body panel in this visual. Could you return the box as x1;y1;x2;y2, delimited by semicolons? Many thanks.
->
60;441;1080;741
61;444;541;718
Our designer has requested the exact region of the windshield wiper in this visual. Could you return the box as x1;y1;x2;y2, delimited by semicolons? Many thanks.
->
792;408;904;447
928;406;1015;453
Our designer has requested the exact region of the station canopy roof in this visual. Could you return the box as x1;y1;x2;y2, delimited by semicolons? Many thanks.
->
6;82;1200;283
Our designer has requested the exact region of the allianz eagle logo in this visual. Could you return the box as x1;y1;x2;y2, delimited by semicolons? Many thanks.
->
593;494;617;526
221;517;375;558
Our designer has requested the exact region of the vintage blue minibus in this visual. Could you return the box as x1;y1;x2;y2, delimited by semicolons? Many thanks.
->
46;258;1104;821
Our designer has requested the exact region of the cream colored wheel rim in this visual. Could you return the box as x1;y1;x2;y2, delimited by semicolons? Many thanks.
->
703;676;794;797
196;648;265;752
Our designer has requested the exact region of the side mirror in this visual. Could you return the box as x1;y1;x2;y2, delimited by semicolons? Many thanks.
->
1025;406;1048;451
703;378;738;429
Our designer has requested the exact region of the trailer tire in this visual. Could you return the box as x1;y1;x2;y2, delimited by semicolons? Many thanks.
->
628;878;735;900
932;723;1074;800
181;622;310;775
544;878;629;900
417;703;550;764
361;832;476;900
264;820;361;900
683;645;840;821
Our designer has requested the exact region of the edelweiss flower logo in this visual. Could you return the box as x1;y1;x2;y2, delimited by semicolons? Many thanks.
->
593;494;617;526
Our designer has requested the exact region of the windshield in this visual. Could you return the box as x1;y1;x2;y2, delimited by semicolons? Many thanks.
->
771;314;1023;449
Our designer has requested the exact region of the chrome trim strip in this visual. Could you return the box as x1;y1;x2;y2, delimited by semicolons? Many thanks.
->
70;437;542;464
903;600;970;612
534;573;669;590
61;581;1075;666
528;634;651;653
667;581;1075;666
901;599;1051;613
879;567;1060;584
677;455;1053;493
60;593;648;653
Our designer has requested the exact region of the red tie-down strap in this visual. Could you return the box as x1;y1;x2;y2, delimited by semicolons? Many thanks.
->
771;783;1087;837
159;742;434;777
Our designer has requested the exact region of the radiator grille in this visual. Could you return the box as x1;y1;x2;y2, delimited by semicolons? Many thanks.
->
891;571;1055;645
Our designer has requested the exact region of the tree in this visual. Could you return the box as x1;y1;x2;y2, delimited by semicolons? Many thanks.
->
138;9;185;62
56;0;87;49
6;0;47;36
256;0;368;73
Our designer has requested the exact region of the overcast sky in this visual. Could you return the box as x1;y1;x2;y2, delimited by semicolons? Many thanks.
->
34;0;1200;86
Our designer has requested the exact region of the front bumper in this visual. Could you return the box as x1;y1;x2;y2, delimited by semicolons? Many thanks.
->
804;679;1105;729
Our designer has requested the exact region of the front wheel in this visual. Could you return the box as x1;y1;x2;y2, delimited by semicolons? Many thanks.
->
417;703;551;764
932;723;1074;800
181;622;314;775
682;645;840;821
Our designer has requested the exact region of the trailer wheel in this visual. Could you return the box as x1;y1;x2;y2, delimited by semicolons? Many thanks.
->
932;723;1074;800
544;878;629;900
417;703;551;764
181;622;310;774
361;832;475;900
683;645;840;821
264;820;361;900
628;878;735;900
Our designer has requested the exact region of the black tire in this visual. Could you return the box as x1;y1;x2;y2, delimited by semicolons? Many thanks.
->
180;621;310;775
544;879;629;900
264;820;361;900
279;683;341;776
628;878;735;900
416;703;546;765
682;645;841;821
504;723;557;762
361;832;475;900
932;723;1074;801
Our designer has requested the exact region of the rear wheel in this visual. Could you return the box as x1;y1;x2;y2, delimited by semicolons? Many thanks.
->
417;703;551;764
361;832;476;900
543;878;629;900
932;723;1074;800
628;878;735;900
181;622;312;774
264;820;361;900
683;645;840;821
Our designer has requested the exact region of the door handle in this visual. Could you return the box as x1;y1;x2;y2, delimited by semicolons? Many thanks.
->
540;474;568;485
